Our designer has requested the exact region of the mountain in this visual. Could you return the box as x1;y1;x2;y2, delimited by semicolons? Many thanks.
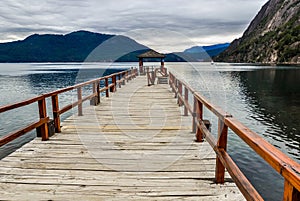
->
0;30;149;62
159;43;230;62
0;30;227;62
216;0;300;64
184;43;230;57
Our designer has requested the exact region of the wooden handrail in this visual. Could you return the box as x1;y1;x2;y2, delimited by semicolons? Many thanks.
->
0;117;49;147
0;68;138;147
225;117;300;191
168;71;300;201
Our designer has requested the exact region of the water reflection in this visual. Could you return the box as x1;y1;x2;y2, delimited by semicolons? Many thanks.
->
232;69;300;159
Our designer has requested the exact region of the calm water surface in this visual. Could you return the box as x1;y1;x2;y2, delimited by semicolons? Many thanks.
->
0;62;299;201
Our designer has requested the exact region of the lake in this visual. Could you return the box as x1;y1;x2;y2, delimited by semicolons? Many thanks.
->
0;62;299;201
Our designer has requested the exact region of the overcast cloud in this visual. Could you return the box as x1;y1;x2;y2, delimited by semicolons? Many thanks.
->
0;0;268;52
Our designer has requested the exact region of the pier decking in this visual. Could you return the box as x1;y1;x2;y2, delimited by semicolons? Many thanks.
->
0;75;243;200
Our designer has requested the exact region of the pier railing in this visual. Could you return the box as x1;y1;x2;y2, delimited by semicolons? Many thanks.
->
169;71;300;201
0;68;138;146
145;65;168;85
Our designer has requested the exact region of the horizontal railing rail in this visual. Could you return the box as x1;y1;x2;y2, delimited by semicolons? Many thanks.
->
0;68;138;147
169;71;300;201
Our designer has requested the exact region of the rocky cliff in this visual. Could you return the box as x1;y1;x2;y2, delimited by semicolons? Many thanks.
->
216;0;300;64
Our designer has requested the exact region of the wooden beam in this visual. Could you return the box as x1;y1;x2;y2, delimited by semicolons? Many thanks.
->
284;179;300;201
77;87;83;116
38;98;49;141
0;118;48;147
215;119;228;184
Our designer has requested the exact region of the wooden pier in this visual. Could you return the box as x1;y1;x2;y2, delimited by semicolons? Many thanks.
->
0;67;299;200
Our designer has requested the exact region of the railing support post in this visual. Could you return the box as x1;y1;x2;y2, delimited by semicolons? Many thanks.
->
77;87;83;116
90;82;99;106
192;97;197;133
122;73;126;85
51;95;61;133
174;78;178;98
195;100;203;142
38;98;49;141
118;74;122;88
97;81;100;103
215;118;228;183
105;77;109;97
147;67;150;86
184;87;188;116
170;74;175;93
283;179;300;201
126;71;129;82
178;82;183;106
109;78;114;93
112;75;116;92
132;68;136;78
129;70;133;80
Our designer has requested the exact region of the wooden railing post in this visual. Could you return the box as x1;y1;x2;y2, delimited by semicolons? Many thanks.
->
151;70;155;84
97;81;100;103
112;75;116;92
195;99;203;142
92;82;96;104
283;180;300;201
129;70;132;80
164;67;168;76
192;96;197;133
93;82;97;95
38;98;49;141
184;87;188;116
51;95;61;133
77;87;83;116
118;74;122;88
130;68;133;79
127;70;130;81
178;82;183;106
90;82;98;106
109;78;114;93
105;77;109;97
126;71;129;82
170;74;175;93
122;72;126;85
147;67;150;86
132;68;136;78
215;118;228;183
174;78;178;98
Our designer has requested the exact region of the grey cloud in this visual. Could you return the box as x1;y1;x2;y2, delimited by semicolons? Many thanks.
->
0;0;268;50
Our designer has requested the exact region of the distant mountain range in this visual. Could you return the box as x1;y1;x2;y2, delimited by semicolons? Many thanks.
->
216;0;300;64
0;31;149;62
184;43;230;57
0;30;228;62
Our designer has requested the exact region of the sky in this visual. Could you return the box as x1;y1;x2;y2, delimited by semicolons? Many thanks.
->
0;0;269;52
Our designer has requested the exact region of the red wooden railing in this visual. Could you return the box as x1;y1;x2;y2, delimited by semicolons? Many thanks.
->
0;68;138;146
168;70;300;201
